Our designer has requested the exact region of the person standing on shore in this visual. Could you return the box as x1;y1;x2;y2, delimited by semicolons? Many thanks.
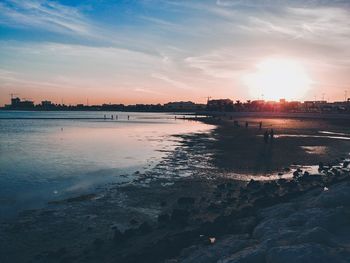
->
259;122;262;130
245;121;249;128
270;129;274;141
264;130;269;143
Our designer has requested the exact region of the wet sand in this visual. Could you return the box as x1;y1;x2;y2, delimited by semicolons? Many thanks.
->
1;117;350;262
203;117;350;174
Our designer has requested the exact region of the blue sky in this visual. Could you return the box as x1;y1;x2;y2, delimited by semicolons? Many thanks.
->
0;0;349;105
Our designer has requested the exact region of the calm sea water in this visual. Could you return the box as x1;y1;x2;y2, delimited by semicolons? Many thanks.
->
0;111;212;218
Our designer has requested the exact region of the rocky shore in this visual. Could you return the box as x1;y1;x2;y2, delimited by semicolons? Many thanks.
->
175;161;350;263
10;158;347;263
110;160;350;263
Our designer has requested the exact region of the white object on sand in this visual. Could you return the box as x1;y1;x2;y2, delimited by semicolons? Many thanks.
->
209;237;216;244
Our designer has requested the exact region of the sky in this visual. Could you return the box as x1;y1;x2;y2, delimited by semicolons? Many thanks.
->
0;0;349;106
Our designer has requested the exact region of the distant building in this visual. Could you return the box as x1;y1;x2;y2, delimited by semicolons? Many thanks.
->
164;101;197;111
5;97;34;110
40;100;55;110
207;99;233;111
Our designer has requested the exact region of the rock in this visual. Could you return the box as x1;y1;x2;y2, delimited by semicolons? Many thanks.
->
123;228;136;239
208;202;221;211
266;244;336;263
253;218;282;239
221;247;265;263
158;213;170;224
171;209;190;225
178;235;253;263
177;197;196;205
247;180;260;190
285;212;307;227
313;184;350;208
215;193;222;198
130;218;138;225
217;183;227;190
113;228;124;243
296;227;331;245
138;222;152;234
319;162;324;171
277;179;287;185
253;195;276;208
93;238;104;249
259;203;295;220
264;182;279;192
292;171;300;178
46;247;67;259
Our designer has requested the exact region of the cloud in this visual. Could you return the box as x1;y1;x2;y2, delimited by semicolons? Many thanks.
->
0;0;92;36
134;88;164;95
151;73;192;90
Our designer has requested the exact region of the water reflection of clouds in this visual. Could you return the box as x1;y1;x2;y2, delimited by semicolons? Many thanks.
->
0;112;214;217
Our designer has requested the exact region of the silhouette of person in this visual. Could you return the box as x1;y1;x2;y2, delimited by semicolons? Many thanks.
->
264;130;269;143
245;121;248;128
259;122;262;130
128;115;130;120
270;129;274;141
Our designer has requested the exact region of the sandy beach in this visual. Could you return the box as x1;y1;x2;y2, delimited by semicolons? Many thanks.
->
1;116;350;263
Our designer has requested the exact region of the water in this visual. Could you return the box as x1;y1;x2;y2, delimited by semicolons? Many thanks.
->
0;111;213;218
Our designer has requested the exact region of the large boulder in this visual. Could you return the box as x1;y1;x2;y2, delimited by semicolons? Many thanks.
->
220;247;265;263
266;244;338;263
312;184;350;208
296;227;332;245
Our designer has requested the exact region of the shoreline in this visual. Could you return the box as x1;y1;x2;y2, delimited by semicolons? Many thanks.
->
198;111;350;120
1;117;350;262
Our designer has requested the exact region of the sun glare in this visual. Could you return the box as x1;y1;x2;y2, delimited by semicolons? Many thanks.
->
244;58;312;101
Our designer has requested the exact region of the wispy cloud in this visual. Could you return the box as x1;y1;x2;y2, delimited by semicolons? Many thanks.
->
184;50;252;79
134;88;164;95
0;0;92;36
151;73;193;90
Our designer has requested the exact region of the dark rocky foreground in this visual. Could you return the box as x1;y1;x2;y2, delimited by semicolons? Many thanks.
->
175;170;350;263
129;162;350;263
14;160;348;263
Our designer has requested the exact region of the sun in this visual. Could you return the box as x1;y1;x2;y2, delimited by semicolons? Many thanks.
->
243;58;312;101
